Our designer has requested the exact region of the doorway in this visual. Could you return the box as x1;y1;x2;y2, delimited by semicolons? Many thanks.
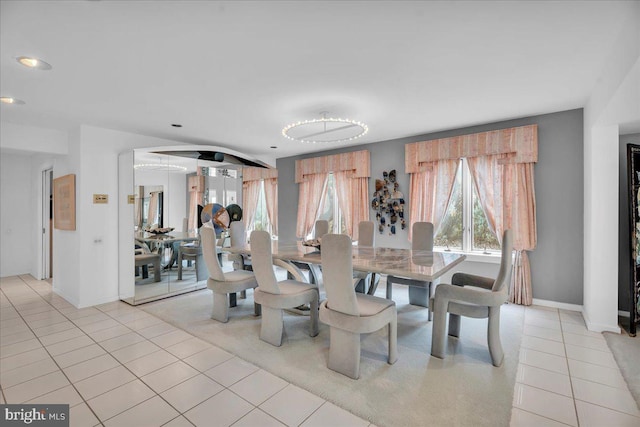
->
42;168;53;279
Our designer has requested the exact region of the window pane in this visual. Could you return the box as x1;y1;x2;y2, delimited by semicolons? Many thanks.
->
471;184;500;252
253;181;270;232
316;174;346;235
434;164;463;250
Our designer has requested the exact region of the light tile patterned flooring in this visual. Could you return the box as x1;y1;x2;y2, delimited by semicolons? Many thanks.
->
0;274;638;426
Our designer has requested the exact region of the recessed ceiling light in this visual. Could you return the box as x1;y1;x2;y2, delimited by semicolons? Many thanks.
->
1;97;25;105
270;146;278;149
171;124;182;128
16;56;52;70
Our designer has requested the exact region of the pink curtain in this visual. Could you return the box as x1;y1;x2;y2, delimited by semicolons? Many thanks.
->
467;155;537;305
263;178;278;236
242;180;262;233
408;159;459;240
296;173;328;238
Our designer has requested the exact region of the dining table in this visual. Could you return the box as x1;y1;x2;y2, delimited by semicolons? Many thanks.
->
226;241;466;298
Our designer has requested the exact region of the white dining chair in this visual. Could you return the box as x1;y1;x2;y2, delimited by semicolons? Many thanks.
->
251;230;319;346
386;222;435;320
320;233;397;379
354;221;377;293
201;225;260;323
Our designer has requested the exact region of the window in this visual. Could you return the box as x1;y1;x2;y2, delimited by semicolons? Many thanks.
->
252;180;272;234
312;173;346;237
434;159;500;253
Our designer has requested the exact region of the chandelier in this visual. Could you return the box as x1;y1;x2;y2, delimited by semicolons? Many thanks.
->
282;112;368;144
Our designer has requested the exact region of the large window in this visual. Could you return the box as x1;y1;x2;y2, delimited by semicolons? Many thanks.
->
313;173;346;237
435;159;500;253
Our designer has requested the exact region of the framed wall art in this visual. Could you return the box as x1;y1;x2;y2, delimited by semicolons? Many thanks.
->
53;173;76;231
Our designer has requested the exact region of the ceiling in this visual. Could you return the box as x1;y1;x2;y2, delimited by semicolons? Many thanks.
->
0;1;636;160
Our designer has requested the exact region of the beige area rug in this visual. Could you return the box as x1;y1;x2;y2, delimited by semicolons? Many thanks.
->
604;331;640;407
142;287;525;427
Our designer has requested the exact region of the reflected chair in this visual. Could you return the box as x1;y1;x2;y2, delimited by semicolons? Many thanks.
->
251;230;319;346
386;222;435;320
319;233;397;379
201;225;260;323
430;229;513;366
353;221;378;293
134;241;161;283
314;219;329;240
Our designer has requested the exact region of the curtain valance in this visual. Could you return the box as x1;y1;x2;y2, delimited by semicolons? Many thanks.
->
405;125;538;173
243;167;278;182
295;150;370;183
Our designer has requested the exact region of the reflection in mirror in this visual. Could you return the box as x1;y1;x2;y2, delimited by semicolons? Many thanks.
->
135;185;163;230
130;149;244;304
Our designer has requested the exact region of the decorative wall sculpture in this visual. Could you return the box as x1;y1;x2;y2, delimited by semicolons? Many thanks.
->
372;170;405;235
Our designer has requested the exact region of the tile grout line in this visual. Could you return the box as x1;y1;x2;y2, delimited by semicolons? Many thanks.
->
559;309;580;427
0;278;106;426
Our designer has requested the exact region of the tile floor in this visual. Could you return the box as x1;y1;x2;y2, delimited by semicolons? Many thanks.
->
1;274;638;426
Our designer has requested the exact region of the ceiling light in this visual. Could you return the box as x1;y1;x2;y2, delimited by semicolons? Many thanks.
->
134;163;187;172
16;56;52;70
282;112;368;143
1;97;25;105
171;124;182;128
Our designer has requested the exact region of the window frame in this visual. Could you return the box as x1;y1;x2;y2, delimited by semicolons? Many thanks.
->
435;158;500;255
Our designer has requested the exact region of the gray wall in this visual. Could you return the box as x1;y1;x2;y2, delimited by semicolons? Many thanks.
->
277;109;584;305
618;133;640;312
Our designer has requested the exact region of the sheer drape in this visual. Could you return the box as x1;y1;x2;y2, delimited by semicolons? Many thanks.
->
467;155;536;305
263;178;278;236
334;171;354;238
408;159;459;240
242;180;262;233
296;173;328;238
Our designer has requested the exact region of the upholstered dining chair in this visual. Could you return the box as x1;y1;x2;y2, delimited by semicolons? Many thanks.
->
354;221;377;293
430;229;513;366
250;230;319;346
201;225;260;323
314;219;329;239
320;233;398;379
228;221;252;271
386;222;435;320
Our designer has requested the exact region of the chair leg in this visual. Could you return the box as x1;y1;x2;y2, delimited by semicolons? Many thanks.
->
386;277;393;300
177;251;183;280
388;313;398;364
430;296;449;359
487;306;504;367
260;307;284;346
309;297;319;337
211;292;229;323
240;290;247;299
448;313;461;337
328;328;361;379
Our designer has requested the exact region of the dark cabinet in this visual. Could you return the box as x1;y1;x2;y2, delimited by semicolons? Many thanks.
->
626;144;640;336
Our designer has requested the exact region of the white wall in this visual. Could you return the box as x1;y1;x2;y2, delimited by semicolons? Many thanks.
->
1;122;68;154
0;152;33;277
583;4;640;332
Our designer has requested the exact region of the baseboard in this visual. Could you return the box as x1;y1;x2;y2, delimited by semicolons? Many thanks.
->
618;310;630;318
582;310;622;334
531;298;582;312
78;294;121;309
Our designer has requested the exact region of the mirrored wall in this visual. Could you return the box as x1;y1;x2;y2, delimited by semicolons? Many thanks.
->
119;148;243;305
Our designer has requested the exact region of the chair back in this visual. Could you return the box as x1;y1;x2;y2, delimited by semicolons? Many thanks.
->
230;221;247;247
321;234;359;316
412;222;434;251
358;221;375;247
493;229;513;292
201;225;226;281
250;230;280;294
314;220;329;239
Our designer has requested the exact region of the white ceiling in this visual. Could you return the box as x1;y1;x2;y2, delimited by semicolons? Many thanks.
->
0;1;636;159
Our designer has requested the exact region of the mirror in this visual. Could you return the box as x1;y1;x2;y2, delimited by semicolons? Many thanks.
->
119;148;245;305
